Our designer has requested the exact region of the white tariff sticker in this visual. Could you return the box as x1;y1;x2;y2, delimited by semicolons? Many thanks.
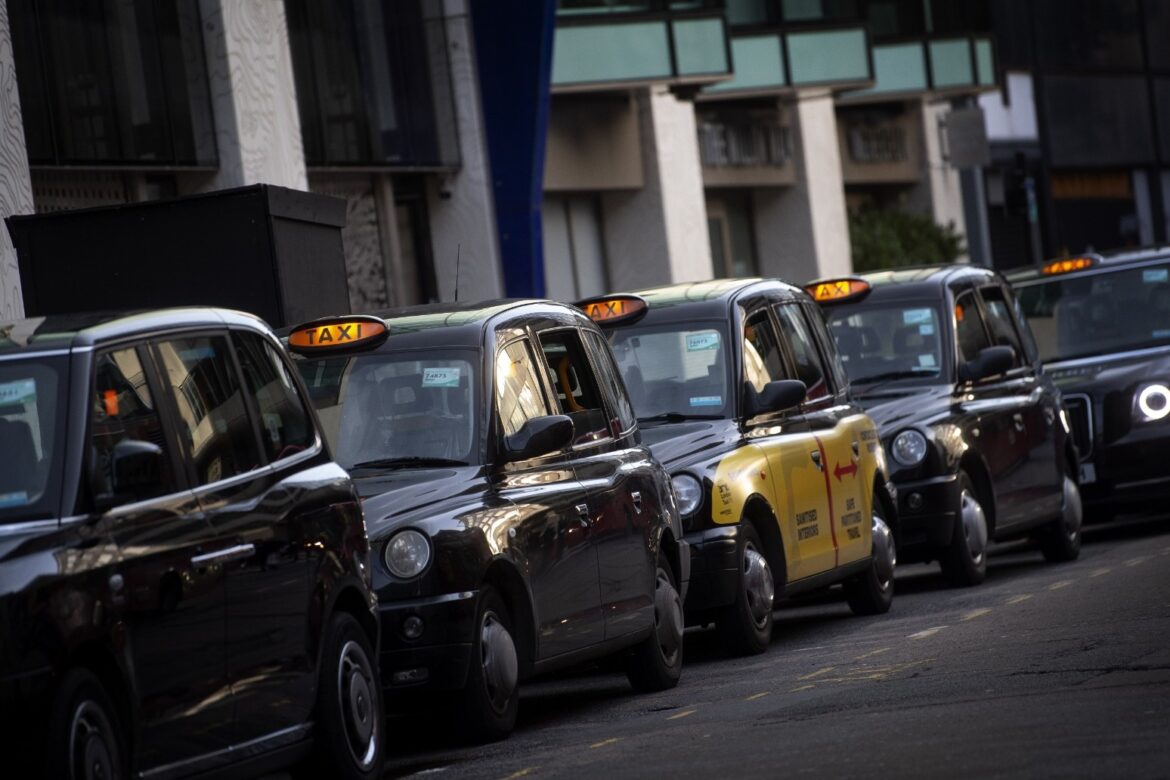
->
0;379;36;405
687;332;721;351
422;367;461;387
690;396;722;407
918;354;937;367
0;491;29;508
903;308;933;325
919;324;935;336
1143;268;1169;283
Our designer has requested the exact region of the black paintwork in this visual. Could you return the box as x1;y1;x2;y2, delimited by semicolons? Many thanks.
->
0;308;377;777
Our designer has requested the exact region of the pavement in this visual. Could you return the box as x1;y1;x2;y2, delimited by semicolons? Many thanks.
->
378;511;1170;779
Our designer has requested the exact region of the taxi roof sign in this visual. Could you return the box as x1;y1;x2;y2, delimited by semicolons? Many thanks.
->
804;278;872;305
287;316;389;353
1041;256;1096;275
576;295;648;326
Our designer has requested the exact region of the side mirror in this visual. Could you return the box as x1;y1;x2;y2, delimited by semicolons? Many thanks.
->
746;379;807;416
110;439;164;498
960;345;1016;383
504;415;574;461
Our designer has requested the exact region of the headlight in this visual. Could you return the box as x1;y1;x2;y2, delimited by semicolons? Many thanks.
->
1137;383;1170;421
891;430;928;467
671;474;702;517
384;529;431;579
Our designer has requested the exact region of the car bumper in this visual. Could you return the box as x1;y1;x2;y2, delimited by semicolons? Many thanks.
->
377;590;477;699
681;524;742;618
892;473;959;560
1080;425;1170;508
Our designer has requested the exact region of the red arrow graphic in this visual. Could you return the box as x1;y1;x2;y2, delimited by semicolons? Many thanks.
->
834;462;858;481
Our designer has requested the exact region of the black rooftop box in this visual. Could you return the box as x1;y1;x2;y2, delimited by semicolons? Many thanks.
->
6;184;350;328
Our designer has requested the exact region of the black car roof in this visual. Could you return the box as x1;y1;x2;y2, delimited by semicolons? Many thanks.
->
1006;247;1170;285
0;307;272;357
616;278;808;320
811;265;1003;305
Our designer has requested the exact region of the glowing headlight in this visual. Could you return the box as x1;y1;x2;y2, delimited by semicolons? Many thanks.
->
1137;383;1170;421
384;529;431;579
891;430;928;467
671;474;703;517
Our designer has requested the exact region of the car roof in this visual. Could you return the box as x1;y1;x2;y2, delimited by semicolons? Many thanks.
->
0;307;272;357
615;278;808;319
1007;247;1170;284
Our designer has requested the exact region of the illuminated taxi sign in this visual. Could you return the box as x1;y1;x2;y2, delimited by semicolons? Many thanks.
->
287;316;389;353
1042;257;1095;275
576;295;648;326
804;278;871;305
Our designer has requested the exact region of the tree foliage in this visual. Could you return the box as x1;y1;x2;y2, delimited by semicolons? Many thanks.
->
848;208;966;272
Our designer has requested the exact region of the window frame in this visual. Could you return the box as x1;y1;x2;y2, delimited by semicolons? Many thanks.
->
534;325;618;452
492;335;559;460
976;284;1032;372
951;286;995;382
739;304;796;422
580;326;638;439
771;300;838;409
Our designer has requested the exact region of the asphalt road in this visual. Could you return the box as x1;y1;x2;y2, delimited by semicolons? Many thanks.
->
379;512;1170;780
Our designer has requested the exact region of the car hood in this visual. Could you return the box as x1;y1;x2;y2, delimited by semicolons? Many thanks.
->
1046;348;1170;395
639;419;740;471
354;465;485;539
852;384;955;433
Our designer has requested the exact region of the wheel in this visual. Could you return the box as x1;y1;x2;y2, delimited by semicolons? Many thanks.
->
939;472;989;587
46;669;127;780
310;612;384;780
1039;475;1082;563
844;497;896;616
625;554;684;692
459;585;519;742
716;523;774;656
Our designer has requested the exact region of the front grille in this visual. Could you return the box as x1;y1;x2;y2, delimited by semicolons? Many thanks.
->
1063;394;1093;460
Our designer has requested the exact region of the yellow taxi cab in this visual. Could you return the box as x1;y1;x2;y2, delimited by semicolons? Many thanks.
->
578;280;898;655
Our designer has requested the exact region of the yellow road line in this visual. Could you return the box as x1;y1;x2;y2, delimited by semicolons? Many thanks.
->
1048;580;1074;590
798;666;835;681
908;626;946;639
961;608;992;621
590;738;621;749
745;691;770;701
1125;557;1148;567
667;709;697;720
502;768;537;780
1005;594;1033;605
855;647;892;660
790;684;816;692
1089;567;1112;577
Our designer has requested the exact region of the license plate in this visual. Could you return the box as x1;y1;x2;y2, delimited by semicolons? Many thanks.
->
1079;463;1097;485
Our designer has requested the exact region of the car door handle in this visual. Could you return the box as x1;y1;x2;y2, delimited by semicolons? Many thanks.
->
631;491;643;513
1013;413;1026;432
810;450;823;471
191;543;255;567
575;503;592;528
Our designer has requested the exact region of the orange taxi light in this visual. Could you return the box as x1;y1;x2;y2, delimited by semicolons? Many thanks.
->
1041;257;1095;275
804;278;871;304
288;317;389;352
576;295;648;326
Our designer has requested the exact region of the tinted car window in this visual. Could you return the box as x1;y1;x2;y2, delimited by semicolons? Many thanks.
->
155;335;260;486
775;303;830;402
89;346;174;499
0;355;67;521
978;286;1025;367
827;303;944;383
539;329;612;445
605;320;731;418
954;290;992;365
583;329;636;434
234;331;314;462
743;309;786;393
496;339;552;438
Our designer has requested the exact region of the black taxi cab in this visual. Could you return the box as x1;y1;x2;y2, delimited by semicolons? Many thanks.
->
577;279;897;656
0;309;383;780
1008;250;1170;517
806;266;1083;587
281;300;688;741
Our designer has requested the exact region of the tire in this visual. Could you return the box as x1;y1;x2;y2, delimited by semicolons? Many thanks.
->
939;472;989;587
625;554;684;692
459;585;519;742
844;496;896;616
715;523;774;656
310;612;384;780
1039;475;1083;563
46;669;127;780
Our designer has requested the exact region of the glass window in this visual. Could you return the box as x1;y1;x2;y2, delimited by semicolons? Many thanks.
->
233;332;314;463
297;349;479;467
827;304;945;385
743;309;787;394
0;356;68;522
806;302;850;393
1034;0;1142;71
978;286;1025;367
606;321;731;419
583;329;636;434
1043;77;1155;167
867;0;926;39
155;336;260;486
89;347;174;500
496;340;552;438
543;196;609;301
775;304;831;401
538;330;612;445
954;290;992;365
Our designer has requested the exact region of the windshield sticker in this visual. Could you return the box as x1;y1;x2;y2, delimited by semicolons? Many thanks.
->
0;491;29;509
919;324;935;336
1143;268;1169;283
1154;329;1170;338
918;354;937;367
903;308;933;325
690;395;722;407
686;332;721;351
422;367;461;387
179;346;216;362
0;379;35;405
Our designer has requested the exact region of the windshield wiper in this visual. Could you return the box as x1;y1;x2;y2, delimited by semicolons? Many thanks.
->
854;370;936;385
637;412;724;424
349;456;469;471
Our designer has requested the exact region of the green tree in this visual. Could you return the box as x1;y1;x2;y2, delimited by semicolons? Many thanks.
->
848;208;966;272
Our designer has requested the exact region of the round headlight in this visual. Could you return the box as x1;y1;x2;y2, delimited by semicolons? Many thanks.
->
671;474;703;517
891;430;928;467
1137;383;1170;421
384;529;431;579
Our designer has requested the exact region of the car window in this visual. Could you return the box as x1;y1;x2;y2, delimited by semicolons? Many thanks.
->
155;335;261;486
605;321;731;419
743;309;786;394
954;290;992;365
0;356;67;522
804;302;850;394
89;346;175;499
538;329;612;445
233;331;314;463
496;339;552;438
583;329;636;434
775;303;831;403
978;286;1025;367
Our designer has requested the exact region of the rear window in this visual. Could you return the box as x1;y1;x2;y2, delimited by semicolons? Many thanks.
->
0;355;68;522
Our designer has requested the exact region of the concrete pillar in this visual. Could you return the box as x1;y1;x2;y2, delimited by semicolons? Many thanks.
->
908;100;968;259
0;0;34;320
427;0;503;301
198;0;307;191
753;90;852;284
601;86;713;291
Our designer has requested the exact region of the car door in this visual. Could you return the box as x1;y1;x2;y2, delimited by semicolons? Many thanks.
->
95;343;234;768
493;335;604;659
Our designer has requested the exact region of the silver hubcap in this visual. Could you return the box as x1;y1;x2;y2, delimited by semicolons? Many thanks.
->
871;513;896;590
743;542;774;629
960;488;989;566
337;640;378;770
69;700;118;780
653;568;683;665
480;610;518;714
1063;476;1083;542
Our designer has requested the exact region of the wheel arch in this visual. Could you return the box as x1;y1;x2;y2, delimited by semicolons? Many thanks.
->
872;474;899;542
658;526;683;588
67;640;135;754
482;558;537;674
959;453;997;538
742;496;786;593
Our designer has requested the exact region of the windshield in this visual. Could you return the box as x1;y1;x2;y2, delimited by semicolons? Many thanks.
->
295;349;479;468
604;320;732;419
0;355;67;522
826;303;946;384
1015;261;1170;362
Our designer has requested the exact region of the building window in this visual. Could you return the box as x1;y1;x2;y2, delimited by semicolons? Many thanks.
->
698;118;793;167
542;195;608;301
9;0;216;166
706;191;758;278
1033;0;1142;72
